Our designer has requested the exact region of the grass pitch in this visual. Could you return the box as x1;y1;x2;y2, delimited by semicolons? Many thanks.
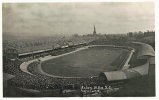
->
41;46;129;77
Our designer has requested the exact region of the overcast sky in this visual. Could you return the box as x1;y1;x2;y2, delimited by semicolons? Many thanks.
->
3;2;155;36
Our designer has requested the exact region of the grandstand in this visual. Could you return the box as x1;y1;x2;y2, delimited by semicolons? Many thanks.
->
99;42;155;82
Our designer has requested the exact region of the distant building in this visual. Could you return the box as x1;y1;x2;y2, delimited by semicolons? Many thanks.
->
93;25;97;35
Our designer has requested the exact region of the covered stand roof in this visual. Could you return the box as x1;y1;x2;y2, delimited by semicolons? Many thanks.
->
101;62;149;81
132;42;155;59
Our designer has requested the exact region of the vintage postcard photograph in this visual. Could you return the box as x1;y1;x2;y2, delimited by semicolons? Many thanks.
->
2;2;155;97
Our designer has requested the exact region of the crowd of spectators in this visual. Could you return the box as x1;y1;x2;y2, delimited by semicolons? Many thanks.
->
3;35;93;54
3;59;22;75
8;60;105;91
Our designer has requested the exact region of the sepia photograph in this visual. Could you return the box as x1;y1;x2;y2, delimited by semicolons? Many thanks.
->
2;2;155;97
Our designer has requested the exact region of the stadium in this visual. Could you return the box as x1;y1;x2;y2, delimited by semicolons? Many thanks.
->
3;38;155;97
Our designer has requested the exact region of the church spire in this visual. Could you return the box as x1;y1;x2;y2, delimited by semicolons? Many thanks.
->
93;25;96;35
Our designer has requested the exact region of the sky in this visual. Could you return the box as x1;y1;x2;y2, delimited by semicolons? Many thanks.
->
3;2;155;37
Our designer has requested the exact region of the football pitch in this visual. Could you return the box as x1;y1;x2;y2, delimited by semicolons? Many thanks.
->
41;46;129;77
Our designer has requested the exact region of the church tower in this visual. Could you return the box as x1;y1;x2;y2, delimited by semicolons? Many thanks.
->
93;25;96;35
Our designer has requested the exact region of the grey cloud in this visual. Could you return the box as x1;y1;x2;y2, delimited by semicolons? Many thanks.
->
3;2;154;36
